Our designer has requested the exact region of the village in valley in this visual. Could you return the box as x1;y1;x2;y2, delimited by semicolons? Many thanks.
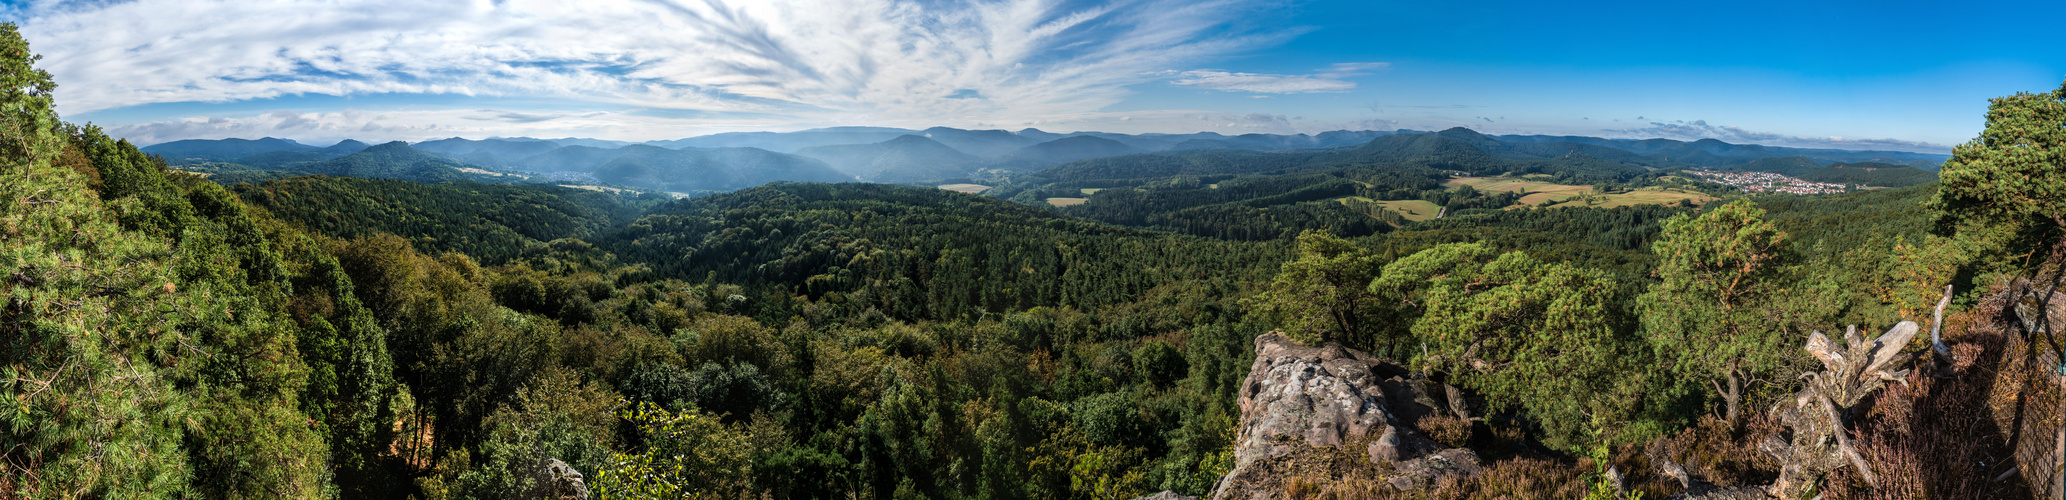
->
1683;169;1861;195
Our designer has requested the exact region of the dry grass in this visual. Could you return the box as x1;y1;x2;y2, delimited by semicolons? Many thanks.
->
558;184;631;194
1441;177;1712;209
938;183;991;194
1371;199;1442;221
1045;197;1088;207
1604;415;1782;498
1286;457;1591;500
1417;416;1473;449
1817;272;2055;499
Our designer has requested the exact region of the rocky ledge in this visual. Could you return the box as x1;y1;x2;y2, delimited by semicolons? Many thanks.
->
1209;332;1481;499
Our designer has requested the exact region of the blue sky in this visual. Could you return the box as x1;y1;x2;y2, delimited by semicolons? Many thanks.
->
8;0;2062;152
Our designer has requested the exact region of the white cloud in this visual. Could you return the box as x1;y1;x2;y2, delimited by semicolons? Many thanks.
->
1604;119;1951;154
99;105;1322;146
13;0;1288;136
1164;61;1386;94
1167;70;1355;93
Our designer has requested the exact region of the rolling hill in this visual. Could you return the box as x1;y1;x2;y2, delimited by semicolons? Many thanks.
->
796;135;984;181
511;145;634;173
1800;162;1938;187
288;141;482;183
412;137;565;166
998;136;1141;169
591;145;853;193
142;137;317;163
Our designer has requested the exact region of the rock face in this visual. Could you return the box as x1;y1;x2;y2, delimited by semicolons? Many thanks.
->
532;458;591;500
1130;491;1198;500
1209;333;1478;499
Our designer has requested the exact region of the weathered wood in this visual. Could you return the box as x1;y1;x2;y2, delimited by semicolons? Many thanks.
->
1933;284;1954;357
1764;321;1921;497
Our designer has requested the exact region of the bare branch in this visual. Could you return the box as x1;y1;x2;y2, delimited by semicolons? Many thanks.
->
1932;284;1954;357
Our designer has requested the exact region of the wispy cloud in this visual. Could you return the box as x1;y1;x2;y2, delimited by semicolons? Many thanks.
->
13;0;1290;139
1164;61;1386;94
1604;119;1951;154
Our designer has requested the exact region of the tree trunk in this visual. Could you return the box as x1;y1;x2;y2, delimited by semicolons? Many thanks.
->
1725;358;1743;433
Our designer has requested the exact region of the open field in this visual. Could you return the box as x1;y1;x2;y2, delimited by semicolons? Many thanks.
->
1442;177;1713;209
939;183;991;194
1578;187;1714;208
1046;197;1088;207
1079;188;1105;195
458;167;527;178
558;184;631;194
1366;198;1442;222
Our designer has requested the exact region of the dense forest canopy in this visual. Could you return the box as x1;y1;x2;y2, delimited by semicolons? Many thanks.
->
7;21;2066;500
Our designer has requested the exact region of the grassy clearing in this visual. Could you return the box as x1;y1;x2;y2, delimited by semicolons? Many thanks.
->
1443;177;1713;209
1046;197;1088;207
558;184;632;194
1585;187;1713;208
939;183;991;194
1373;199;1442;221
1079;188;1105;195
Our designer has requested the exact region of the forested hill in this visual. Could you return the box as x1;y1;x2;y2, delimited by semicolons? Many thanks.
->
1799;162;1939;187
604;182;1288;320
234;176;664;264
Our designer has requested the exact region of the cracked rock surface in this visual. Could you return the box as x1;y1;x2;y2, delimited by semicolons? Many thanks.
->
1210;333;1477;499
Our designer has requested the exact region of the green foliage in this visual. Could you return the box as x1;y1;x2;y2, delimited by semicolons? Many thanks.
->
1247;231;1383;347
1133;341;1188;390
236;175;651;264
686;361;783;423
1799;162;1937;188
590;401;754;499
1638;200;1797;427
448;368;619;500
1;26;349;496
1931;79;2066;232
610;182;1285;321
1370;243;1653;449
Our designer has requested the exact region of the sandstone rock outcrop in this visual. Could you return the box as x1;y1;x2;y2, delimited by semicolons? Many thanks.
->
1129;491;1198;500
532;458;591;500
1209;333;1479;499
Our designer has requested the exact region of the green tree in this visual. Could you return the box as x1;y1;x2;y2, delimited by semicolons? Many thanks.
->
1246;231;1383;347
2;23;332;496
1638;200;1795;431
589;401;753;499
1928;78;2066;260
1370;243;1651;449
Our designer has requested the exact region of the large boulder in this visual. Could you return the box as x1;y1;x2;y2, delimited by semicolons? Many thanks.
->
1210;333;1478;499
531;458;591;500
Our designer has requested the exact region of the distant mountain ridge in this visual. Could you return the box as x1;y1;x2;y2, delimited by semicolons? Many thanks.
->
142;126;1950;191
796;135;983;182
591;145;852;193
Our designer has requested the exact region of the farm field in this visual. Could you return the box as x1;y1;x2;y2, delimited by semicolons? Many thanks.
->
1361;198;1442;221
1046;197;1088;207
1442;177;1712;209
1080;188;1105;195
939;183;991;194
